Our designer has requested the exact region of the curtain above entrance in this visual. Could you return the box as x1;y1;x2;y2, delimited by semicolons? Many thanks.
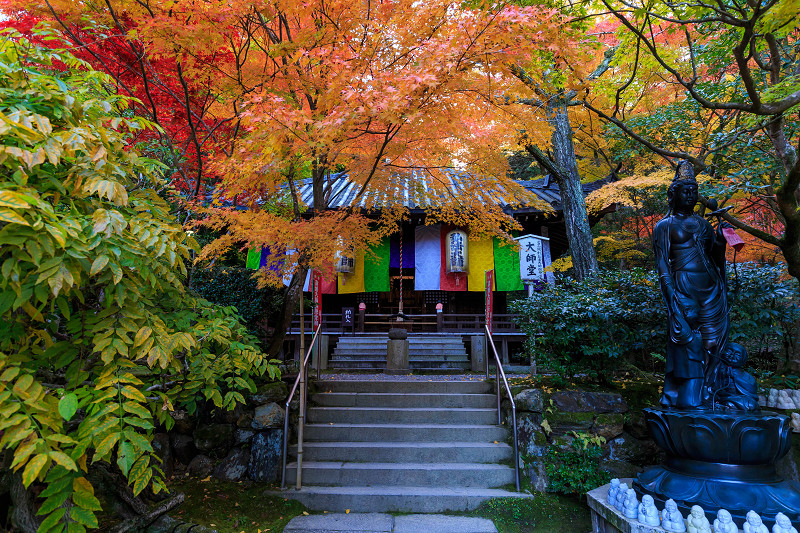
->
414;224;441;290
493;238;524;291
390;232;415;268
364;238;390;292
467;237;495;291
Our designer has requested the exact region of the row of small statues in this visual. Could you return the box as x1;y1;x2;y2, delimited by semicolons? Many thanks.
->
764;389;800;411
607;479;798;532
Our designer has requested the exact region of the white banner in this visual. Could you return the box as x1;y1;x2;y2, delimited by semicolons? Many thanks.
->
516;234;549;282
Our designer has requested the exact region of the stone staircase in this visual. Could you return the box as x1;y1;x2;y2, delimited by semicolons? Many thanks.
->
283;379;529;512
329;335;470;371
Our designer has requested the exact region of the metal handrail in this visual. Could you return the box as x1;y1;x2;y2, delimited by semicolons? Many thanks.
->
485;325;520;492
281;324;322;490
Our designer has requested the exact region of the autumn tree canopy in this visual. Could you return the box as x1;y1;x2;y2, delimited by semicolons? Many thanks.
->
581;0;800;280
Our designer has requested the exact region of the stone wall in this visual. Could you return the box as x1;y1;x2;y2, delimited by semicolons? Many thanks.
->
507;388;800;494
505;388;662;492
153;380;291;484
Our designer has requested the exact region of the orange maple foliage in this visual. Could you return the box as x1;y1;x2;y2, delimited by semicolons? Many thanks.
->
16;0;567;282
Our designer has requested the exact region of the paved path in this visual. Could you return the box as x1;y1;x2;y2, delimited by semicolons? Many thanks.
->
282;513;497;532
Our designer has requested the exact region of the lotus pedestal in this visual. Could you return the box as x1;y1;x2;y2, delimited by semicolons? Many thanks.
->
633;408;800;528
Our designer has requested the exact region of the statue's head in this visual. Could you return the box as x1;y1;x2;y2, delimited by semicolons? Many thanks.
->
717;509;732;523
643;495;654;506
776;513;791;527
668;160;699;214
690;505;704;518
665;499;677;511
746;510;762;525
721;342;747;368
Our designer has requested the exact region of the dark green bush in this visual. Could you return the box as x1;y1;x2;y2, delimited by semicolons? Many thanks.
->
544;435;611;496
190;266;285;341
511;264;799;379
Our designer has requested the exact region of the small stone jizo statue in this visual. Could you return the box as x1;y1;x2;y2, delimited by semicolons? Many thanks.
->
623;488;638;519
773;513;798;533
607;478;620;505
687;505;711;533
662;499;687;532
637;494;660;526
713;509;737;533
614;482;628;511
744;510;769;533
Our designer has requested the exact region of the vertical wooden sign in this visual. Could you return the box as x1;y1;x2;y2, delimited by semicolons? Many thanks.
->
485;269;494;333
312;270;322;330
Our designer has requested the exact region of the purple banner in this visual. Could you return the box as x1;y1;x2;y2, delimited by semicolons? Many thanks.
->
389;232;415;268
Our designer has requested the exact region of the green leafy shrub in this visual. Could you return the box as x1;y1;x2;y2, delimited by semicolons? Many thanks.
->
0;29;279;532
544;433;610;496
511;265;799;379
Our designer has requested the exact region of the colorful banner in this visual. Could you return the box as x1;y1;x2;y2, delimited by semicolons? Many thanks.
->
485;269;494;333
414;224;441;291
440;225;467;291
338;249;365;294
467;236;495;292
303;269;337;294
493;238;523;291
246;248;261;270
364;238;390;292
390;232;415;268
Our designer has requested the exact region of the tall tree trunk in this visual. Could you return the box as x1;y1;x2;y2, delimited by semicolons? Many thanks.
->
266;265;308;360
266;161;327;360
548;103;598;281
526;101;598;281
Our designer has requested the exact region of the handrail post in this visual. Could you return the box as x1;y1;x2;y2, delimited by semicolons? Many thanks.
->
496;361;501;425
484;330;489;380
485;325;520;492
280;324;321;492
296;346;305;490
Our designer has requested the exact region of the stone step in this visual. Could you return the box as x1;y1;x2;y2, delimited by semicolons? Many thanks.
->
311;392;495;408
315;380;491;394
303;423;507;442
334;348;467;354
269;485;532;513
289;441;513;463
307;407;497;425
284;462;514;487
328;361;470;370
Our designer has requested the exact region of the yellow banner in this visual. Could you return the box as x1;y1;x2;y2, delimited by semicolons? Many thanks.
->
338;249;365;294
468;237;496;291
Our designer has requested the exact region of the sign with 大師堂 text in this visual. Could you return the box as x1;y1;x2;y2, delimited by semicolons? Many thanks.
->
515;234;550;282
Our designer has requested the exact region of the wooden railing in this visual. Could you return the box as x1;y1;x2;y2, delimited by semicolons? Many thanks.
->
287;313;522;334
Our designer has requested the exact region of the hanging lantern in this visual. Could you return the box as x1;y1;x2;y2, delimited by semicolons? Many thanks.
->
334;251;355;273
446;229;468;273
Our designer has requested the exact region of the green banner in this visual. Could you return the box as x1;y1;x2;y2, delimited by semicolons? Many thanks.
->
364;238;391;292
493;238;523;291
245;248;261;270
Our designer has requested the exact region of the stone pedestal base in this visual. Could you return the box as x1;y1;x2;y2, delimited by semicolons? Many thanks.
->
386;330;409;375
634;408;800;528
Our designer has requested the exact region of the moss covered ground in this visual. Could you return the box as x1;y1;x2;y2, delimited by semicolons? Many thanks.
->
163;477;591;533
467;494;592;533
167;478;307;532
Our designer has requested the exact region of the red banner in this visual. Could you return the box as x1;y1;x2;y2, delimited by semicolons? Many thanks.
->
485;269;494;333
312;270;322;329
